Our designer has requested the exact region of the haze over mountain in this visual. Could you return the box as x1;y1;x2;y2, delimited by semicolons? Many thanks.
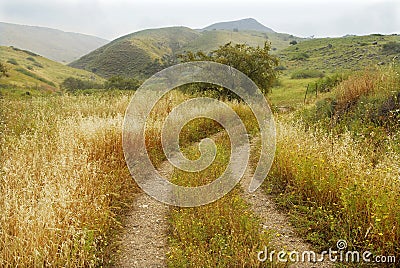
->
70;18;299;78
0;22;109;63
202;18;275;33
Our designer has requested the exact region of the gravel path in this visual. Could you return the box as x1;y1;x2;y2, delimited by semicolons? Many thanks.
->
114;161;173;268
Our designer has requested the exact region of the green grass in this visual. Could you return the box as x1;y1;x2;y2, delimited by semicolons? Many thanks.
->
290;69;325;79
269;76;320;108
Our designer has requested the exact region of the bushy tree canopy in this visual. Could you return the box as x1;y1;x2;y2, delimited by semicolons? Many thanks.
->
61;77;102;92
179;42;279;95
104;76;140;90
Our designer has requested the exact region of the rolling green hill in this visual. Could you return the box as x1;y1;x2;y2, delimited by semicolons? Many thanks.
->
0;46;104;91
279;34;400;73
69;27;201;78
70;21;301;79
0;22;109;63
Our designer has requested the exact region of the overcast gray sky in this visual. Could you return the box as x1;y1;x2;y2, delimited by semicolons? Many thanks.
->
0;0;399;40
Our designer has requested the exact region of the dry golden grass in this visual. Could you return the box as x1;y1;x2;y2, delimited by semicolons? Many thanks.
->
335;67;398;113
267;119;400;256
1;90;264;267
0;93;136;266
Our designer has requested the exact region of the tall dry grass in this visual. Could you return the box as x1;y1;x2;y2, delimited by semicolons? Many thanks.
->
334;67;399;115
0;94;136;266
267;119;400;257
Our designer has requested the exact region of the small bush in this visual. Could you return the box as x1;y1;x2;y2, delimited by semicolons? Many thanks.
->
26;57;36;62
33;62;43;68
7;58;18;65
309;73;348;93
275;65;287;71
291;69;324;79
382;41;400;54
0;62;9;78
104;76;140;90
291;52;309;61
61;77;103;92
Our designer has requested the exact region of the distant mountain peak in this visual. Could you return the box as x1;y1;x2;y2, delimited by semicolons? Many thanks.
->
202;18;275;33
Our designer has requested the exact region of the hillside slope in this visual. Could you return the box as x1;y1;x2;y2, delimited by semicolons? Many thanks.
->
0;46;104;90
0;22;109;63
69;27;201;78
70;23;300;78
279;34;400;72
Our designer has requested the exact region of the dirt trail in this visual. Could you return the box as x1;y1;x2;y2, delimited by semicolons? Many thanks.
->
115;137;331;267
114;161;173;268
240;140;332;267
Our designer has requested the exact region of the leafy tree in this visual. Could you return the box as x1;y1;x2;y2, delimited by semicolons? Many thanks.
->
61;77;102;92
289;40;298;45
179;42;279;97
0;62;9;78
142;54;178;77
104;76;140;90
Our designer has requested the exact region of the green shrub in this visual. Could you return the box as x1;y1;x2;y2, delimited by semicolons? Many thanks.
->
61;77;103;92
275;65;287;71
291;69;324;79
7;58;18;65
382;41;400;54
33;62;43;68
0;62;9;78
308;73;348;93
291;52;310;61
104;76;140;90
